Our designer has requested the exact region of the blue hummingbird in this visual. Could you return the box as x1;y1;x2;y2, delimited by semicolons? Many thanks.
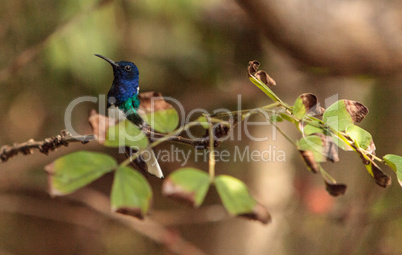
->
95;54;164;179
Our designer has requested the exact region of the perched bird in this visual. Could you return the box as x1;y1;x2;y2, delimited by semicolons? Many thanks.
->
95;54;164;178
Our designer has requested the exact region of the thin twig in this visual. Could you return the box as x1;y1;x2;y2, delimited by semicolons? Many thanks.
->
0;130;94;163
0;126;213;163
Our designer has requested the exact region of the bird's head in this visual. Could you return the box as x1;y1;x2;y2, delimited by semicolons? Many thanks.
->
95;54;139;83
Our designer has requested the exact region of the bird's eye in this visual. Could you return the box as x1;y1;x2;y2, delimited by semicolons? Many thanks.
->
124;65;131;71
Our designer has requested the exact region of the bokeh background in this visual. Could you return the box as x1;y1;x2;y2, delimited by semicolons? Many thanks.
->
1;0;402;254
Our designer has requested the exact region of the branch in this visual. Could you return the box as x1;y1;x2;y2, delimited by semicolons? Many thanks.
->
0;120;220;163
143;129;210;148
0;130;94;163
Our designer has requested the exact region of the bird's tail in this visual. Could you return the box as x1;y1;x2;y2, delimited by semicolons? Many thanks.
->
143;147;164;179
125;147;164;179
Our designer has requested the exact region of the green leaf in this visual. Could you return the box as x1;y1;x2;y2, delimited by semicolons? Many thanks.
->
105;120;148;149
162;168;210;208
383;154;402;186
249;76;279;102
45;151;117;196
345;125;373;150
270;114;283;122
293;97;306;119
145;108;179;133
111;166;152;219
302;120;324;135
196;116;210;129
330;133;353;151
214;175;271;224
323;100;354;131
279;112;296;123
298;136;326;162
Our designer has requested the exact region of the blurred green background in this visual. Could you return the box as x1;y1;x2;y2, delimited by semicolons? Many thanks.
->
1;0;401;254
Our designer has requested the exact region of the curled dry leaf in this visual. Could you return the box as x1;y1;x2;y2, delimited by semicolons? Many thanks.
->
299;93;324;116
359;151;391;188
137;91;179;133
255;70;276;87
88;110;118;144
343;100;369;123
299;150;319;173
238;202;272;225
247;60;276;87
162;178;197;207
138;91;173;114
300;93;317;112
115;207;144;219
324;181;347;197
371;162;392;188
247;60;260;77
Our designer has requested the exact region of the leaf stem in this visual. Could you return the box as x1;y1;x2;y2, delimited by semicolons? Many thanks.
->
319;165;337;183
207;116;215;182
210;102;281;118
268;119;297;147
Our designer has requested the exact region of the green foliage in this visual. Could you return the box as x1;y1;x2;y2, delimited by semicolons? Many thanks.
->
105;120;149;148
293;96;307;119
248;76;278;102
45;151;117;196
302;120;324;135
270;113;283;122
41;60;400;223
214;175;256;214
162;168;210;208
298;136;326;162
345;124;373;150
111;166;153;219
145;108;179;133
323;100;353;132
383;154;402;186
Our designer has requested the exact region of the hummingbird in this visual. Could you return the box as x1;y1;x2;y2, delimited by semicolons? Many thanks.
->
95;54;164;179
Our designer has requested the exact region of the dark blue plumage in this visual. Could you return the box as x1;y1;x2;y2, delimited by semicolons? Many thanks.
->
106;60;139;107
95;54;143;126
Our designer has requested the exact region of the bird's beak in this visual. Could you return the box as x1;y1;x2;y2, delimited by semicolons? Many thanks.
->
94;54;119;68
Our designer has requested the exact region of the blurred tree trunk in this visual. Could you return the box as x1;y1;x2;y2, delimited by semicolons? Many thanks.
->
236;0;402;75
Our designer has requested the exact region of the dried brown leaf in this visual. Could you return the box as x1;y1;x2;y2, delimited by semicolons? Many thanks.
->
247;60;260;77
162;178;196;207
255;70;276;87
324;181;347;197
247;60;276;87
238;203;272;225
114;207;144;219
371;162;392;188
138;91;174;114
300;93;317;112
88;110;116;144
343;100;369;123
299;150;319;173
